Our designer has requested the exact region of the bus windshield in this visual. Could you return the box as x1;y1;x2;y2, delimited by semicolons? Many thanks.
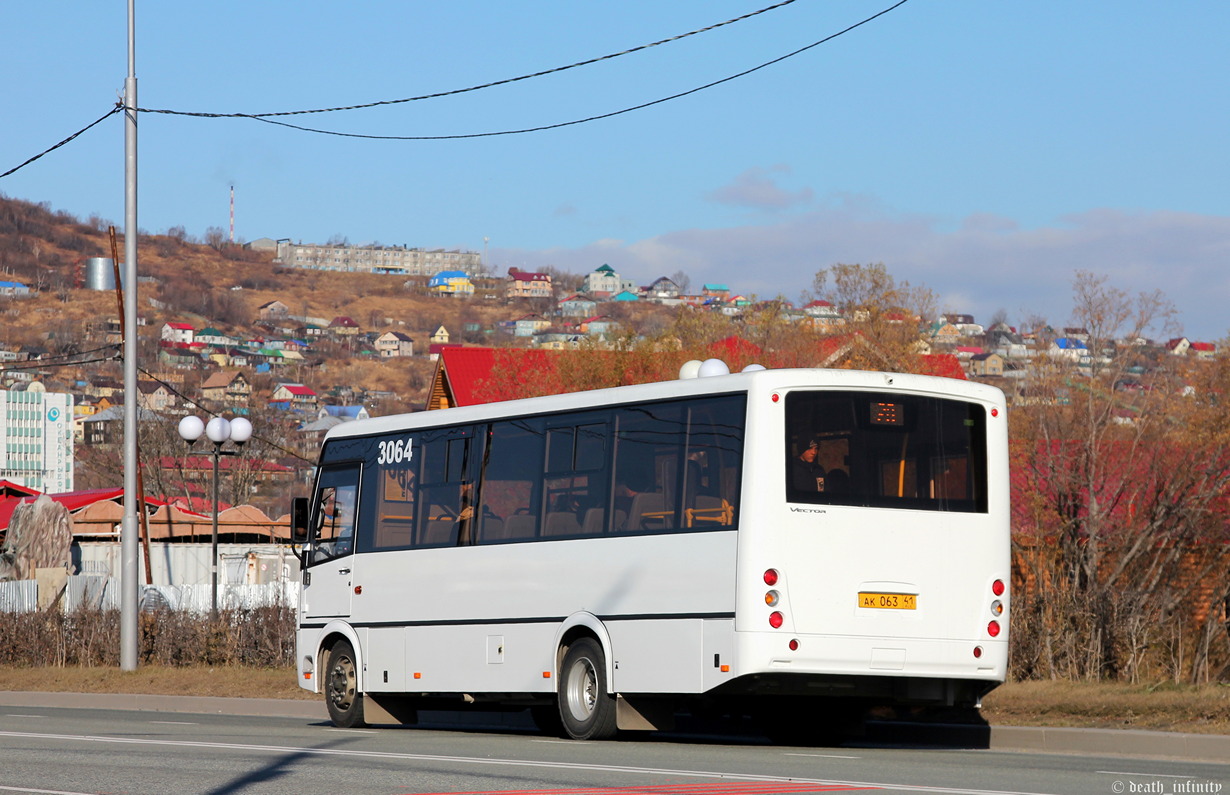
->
785;390;987;512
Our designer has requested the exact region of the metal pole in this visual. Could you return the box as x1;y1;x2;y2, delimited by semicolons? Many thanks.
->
211;445;220;617
120;0;140;671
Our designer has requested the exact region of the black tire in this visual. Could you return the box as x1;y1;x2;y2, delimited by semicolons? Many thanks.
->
324;639;366;728
557;638;618;740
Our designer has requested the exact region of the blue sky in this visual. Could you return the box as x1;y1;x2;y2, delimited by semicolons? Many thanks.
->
3;1;1228;340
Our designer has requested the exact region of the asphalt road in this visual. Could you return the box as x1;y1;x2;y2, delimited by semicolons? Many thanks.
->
0;697;1227;795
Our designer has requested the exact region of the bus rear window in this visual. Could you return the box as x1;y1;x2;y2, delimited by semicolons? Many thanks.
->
785;390;987;513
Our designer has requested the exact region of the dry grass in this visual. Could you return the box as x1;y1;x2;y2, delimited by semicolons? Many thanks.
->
1;667;1227;734
981;680;1230;734
0;665;313;700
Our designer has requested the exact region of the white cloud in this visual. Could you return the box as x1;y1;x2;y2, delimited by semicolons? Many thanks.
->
706;166;814;210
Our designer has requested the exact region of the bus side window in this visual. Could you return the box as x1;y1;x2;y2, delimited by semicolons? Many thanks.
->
475;419;544;544
417;434;473;547
544;422;609;538
374;462;416;549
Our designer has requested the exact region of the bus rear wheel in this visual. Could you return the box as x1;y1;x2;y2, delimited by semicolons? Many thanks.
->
558;638;618;741
325;639;366;728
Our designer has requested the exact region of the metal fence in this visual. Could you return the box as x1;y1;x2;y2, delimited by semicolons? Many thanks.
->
0;576;299;614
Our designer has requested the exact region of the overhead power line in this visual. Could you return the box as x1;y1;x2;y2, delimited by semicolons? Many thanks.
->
0;105;123;180
0;1;911;171
137;0;800;121
141;0;915;141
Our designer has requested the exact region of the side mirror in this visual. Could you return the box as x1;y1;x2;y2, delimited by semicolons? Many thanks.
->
291;496;311;544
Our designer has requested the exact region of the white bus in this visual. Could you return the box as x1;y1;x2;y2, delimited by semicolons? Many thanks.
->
293;365;1009;742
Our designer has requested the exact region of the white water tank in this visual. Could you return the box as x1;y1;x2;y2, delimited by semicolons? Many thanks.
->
84;258;120;290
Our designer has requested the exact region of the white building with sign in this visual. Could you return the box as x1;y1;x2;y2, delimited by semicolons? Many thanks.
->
0;387;74;493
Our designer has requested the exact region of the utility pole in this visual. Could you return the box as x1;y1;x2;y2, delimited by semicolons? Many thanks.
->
120;0;140;670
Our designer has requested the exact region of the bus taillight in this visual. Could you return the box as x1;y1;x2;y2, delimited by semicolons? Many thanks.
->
990;600;1003;617
788;639;799;651
987;620;1001;638
992;579;1005;596
763;569;779;586
764;590;780;606
973;646;983;658
769;611;784;629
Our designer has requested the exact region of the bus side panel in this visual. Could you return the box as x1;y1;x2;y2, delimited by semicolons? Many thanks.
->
607;620;702;694
365;626;407;692
401;623;559;694
348;532;737;696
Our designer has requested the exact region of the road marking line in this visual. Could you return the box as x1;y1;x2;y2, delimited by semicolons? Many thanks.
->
784;753;862;760
0;785;103;795
149;721;197;725
0;730;1068;795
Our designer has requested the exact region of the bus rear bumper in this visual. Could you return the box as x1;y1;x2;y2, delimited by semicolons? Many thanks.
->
725;632;1007;703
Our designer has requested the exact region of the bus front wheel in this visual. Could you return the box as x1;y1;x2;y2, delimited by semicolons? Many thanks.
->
558;638;618;740
325;639;366;728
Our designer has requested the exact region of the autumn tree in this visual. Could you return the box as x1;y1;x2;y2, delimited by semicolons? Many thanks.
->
1009;272;1230;682
811;262;937;372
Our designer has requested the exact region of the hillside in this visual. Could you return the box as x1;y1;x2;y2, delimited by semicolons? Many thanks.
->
1;194;665;409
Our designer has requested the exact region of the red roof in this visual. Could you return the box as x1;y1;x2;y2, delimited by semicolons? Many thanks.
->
281;385;317;397
165;322;194;330
0;487;125;531
508;269;550;282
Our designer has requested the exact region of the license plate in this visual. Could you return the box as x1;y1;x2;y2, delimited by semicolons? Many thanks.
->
858;592;917;610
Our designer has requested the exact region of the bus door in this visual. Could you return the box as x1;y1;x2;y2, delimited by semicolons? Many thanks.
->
303;462;361;620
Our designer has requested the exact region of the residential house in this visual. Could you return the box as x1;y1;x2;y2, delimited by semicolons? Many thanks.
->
643;276;680;302
374;331;414;358
258;300;290;321
328;316;361;338
269;383;319;414
611;290;639;302
135;380;176;412
1190;341;1217;358
581;264;633;297
158;342;204;369
1167;337;1192;356
702;284;730;302
160;322;195;344
320;405;371;422
929;321;963;345
195;327;234;347
431;325;450;345
512;314;551;337
580;316;617;337
0;281;32;297
969;352;1005;378
200;370;252;409
428;270;475;297
505;268;553;300
1049;337;1090;364
558;294;597;318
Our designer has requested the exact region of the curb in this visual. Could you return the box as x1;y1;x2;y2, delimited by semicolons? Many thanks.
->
2;692;1227;763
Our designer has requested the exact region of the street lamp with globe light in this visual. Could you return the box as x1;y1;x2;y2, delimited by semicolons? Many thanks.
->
177;415;253;615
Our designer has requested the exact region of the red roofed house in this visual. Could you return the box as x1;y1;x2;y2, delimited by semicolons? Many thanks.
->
160;322;195;344
270;383;319;414
505;268;553;300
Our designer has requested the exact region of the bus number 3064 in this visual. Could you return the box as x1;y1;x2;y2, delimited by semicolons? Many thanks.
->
377;437;414;465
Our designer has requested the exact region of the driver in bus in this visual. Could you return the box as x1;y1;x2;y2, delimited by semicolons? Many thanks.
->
791;437;826;493
315;486;355;561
